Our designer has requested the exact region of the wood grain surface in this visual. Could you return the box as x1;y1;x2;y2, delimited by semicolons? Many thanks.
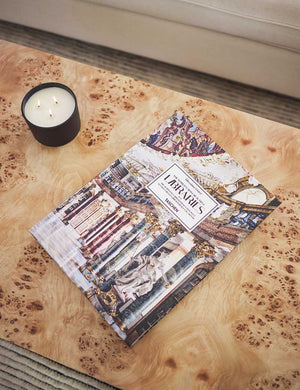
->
0;40;299;390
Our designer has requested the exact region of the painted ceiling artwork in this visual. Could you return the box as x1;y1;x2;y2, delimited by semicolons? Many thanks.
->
30;112;280;346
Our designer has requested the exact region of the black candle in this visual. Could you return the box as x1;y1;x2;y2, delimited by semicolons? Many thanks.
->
21;82;81;147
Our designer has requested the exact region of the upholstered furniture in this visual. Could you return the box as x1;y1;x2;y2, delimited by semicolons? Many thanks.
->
1;0;300;97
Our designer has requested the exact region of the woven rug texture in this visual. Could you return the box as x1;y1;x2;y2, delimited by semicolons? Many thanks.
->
0;338;120;390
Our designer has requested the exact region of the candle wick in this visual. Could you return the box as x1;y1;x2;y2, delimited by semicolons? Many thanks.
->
49;108;53;118
37;100;41;108
53;96;58;104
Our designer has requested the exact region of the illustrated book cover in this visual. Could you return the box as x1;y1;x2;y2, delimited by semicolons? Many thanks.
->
30;112;280;346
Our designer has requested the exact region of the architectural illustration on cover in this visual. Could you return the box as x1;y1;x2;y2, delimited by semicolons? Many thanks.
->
30;113;280;346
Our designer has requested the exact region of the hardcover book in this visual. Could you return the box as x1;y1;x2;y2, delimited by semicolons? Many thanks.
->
30;112;280;346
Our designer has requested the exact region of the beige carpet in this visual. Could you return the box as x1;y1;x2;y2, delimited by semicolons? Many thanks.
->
0;339;121;390
0;19;299;390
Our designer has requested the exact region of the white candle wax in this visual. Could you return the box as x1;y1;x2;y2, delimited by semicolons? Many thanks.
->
24;87;75;127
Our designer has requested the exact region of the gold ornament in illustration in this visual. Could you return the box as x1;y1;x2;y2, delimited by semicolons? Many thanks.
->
145;212;162;233
168;219;185;236
192;238;216;258
103;291;117;306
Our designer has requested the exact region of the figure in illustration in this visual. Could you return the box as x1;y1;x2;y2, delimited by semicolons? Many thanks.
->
113;253;169;302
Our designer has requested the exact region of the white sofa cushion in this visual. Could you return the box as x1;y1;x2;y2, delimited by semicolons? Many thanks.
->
1;0;299;97
90;0;300;52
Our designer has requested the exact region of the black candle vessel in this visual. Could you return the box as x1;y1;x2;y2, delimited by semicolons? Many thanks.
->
21;82;81;147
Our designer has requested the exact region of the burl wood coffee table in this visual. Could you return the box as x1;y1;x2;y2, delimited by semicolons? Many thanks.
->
0;40;299;390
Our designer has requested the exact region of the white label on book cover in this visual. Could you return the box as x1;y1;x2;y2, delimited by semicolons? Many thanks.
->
147;163;219;231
